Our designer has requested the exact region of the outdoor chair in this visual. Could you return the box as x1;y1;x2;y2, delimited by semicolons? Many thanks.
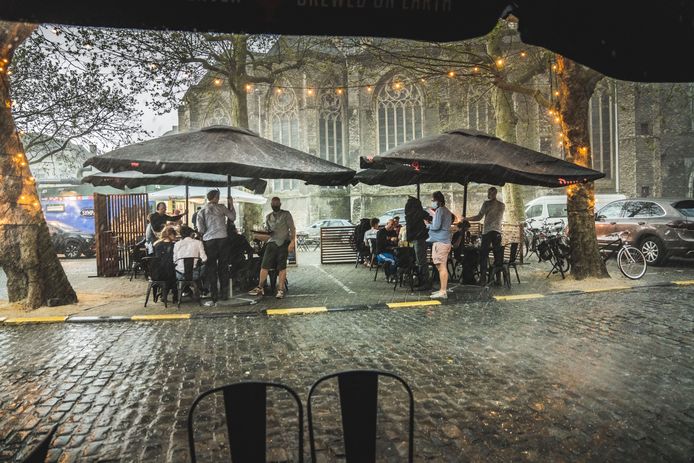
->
174;257;203;308
307;369;415;463
20;424;57;463
366;239;382;278
127;242;148;281
487;245;511;288
187;381;304;463
393;247;416;292
355;241;371;268
143;256;171;308
503;242;521;284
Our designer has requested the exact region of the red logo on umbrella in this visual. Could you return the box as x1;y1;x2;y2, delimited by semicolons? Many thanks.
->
411;161;420;171
130;162;140;167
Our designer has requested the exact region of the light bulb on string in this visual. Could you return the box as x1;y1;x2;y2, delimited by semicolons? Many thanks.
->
306;88;314;96
244;83;253;93
275;87;283;94
447;71;456;78
366;85;373;93
520;51;527;58
473;66;480;73
336;88;343;95
213;78;223;87
393;82;402;90
495;58;504;68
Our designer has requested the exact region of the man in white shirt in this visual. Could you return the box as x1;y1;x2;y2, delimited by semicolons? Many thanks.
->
462;186;505;285
197;189;236;303
363;218;380;244
173;225;207;280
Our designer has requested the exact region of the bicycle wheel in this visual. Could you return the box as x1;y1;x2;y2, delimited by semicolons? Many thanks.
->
617;246;647;280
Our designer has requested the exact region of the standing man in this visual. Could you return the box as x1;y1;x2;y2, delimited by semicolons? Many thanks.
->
149;202;187;233
461;186;505;285
405;196;431;291
428;191;453;299
196;190;236;304
248;197;295;299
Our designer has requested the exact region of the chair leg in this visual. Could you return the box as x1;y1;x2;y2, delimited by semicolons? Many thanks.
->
177;281;183;309
162;285;168;308
144;282;152;307
374;264;379;281
513;265;520;284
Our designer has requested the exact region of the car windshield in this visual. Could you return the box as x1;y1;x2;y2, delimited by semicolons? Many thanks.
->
47;221;82;233
674;200;694;217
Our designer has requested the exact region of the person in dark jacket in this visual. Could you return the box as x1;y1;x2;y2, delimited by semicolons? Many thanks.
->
149;202;187;233
405;196;432;291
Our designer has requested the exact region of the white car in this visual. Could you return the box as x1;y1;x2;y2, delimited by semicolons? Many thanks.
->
301;219;353;238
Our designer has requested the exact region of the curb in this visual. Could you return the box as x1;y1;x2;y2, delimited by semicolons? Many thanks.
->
2;280;692;325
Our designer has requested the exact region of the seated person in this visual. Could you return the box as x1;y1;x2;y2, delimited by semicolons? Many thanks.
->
149;202;187;233
152;226;178;299
173;225;207;280
386;218;399;246
363;218;380;244
376;219;398;278
451;220;471;262
167;208;184;227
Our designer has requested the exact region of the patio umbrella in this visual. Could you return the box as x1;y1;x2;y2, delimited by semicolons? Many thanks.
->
83;125;355;187
356;128;605;215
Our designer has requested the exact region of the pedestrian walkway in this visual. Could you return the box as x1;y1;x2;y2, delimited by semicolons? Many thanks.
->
1;252;694;323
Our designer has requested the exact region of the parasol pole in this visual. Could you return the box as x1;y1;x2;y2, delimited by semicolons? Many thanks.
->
227;175;232;209
416;183;420;200
185;184;189;225
463;182;468;217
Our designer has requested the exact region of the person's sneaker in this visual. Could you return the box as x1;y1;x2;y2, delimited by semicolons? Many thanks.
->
275;289;285;299
248;287;264;296
430;290;448;299
203;300;217;307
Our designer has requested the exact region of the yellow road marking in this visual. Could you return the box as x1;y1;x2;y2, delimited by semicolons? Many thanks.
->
582;286;631;293
4;316;68;324
266;307;328;316
131;314;191;321
672;280;694;286
387;300;441;309
494;294;545;301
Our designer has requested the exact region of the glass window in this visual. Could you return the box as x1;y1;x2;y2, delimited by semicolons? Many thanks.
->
597;201;625;219
623;201;665;218
589;81;616;179
526;205;543;218
377;75;423;153
270;84;299;192
674;200;694;217
547;203;567;218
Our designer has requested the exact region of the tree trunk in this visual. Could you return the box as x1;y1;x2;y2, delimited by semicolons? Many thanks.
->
0;21;78;309
492;86;525;223
556;56;610;279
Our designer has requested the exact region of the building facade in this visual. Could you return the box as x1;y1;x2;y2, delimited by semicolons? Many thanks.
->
177;55;694;228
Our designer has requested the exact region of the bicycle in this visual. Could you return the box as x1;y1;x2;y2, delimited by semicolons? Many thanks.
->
598;232;647;280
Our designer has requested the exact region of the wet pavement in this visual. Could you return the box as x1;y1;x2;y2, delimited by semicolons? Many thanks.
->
1;286;693;462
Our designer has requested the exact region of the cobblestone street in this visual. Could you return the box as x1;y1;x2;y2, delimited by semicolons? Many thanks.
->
2;286;693;462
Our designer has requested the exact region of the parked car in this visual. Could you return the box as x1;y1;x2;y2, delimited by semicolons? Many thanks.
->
377;207;432;226
525;194;627;221
300;219;354;238
46;221;96;258
595;198;694;265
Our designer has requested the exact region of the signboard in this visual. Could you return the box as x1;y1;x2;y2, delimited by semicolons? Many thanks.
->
0;0;503;42
41;195;95;234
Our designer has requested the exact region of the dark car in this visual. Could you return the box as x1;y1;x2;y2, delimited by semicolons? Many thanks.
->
595;198;694;265
46;221;96;258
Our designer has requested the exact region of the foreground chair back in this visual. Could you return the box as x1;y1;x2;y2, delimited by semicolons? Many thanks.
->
307;370;414;463
20;424;57;463
175;257;203;308
187;381;304;463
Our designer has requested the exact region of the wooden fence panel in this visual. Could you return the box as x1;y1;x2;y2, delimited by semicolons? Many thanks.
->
94;193;148;276
320;226;357;264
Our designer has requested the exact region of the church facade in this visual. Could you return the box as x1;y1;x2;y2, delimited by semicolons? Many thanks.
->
177;56;694;228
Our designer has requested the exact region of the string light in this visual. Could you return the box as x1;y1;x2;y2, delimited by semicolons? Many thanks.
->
275;87;282;94
520;51;527;58
393;82;402;90
554;90;560;97
552;64;557;71
244;83;253;93
306;88;314;96
447;71;456;78
336;88;343;95
213;78;222;86
473;66;480;73
496;58;505;68
366;86;373;93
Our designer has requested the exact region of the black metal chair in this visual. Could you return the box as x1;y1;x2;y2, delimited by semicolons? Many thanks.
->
307;370;415;463
187;381;304;463
393;247;416;292
143;256;171;308
20;424;57;463
503;242;521;284
127;242;148;281
175;257;204;308
487;245;511;288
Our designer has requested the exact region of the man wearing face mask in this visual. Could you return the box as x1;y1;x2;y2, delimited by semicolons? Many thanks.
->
248;197;295;299
461;186;505;286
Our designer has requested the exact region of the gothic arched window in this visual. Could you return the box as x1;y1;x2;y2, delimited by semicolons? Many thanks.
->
270;85;300;191
377;76;423;153
319;89;344;166
589;81;616;180
466;87;495;134
203;103;231;127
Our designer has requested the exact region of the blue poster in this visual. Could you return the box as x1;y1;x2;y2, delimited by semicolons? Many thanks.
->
41;195;95;234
